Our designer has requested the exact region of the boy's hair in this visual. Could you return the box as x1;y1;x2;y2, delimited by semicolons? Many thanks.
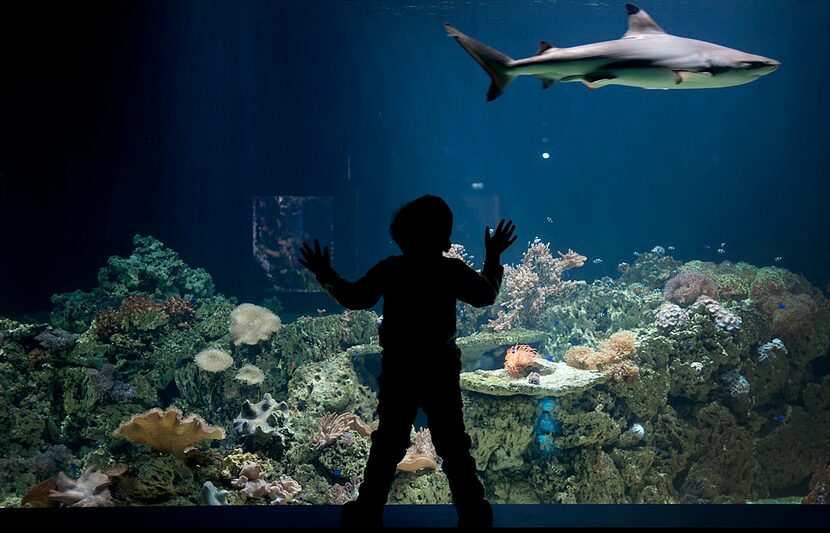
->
390;195;453;255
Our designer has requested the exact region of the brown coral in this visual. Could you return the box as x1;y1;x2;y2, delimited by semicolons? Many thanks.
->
663;270;718;307
311;412;353;449
565;331;639;383
21;477;58;507
119;295;169;330
48;468;112;507
504;344;541;377
397;428;440;473
231;461;302;504
162;295;196;327
112;407;226;455
488;242;586;331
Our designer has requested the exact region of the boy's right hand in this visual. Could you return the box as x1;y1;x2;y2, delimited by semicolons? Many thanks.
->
484;219;517;262
298;239;334;277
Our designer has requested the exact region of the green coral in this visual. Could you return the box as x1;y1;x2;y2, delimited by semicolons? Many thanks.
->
462;392;536;471
131;454;197;503
388;471;452;504
317;431;370;479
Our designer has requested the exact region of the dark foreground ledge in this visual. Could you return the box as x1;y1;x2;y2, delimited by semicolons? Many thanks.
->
2;504;827;528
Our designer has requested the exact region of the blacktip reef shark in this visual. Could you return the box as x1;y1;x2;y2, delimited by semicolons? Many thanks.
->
445;3;779;101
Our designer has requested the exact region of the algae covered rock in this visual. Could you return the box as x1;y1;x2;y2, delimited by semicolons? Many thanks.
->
460;361;605;398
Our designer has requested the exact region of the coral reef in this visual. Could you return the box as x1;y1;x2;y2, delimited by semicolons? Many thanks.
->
504;344;541;377
233;393;293;455
397;429;439;473
230;304;281;346
113;408;225;455
489;243;585;331
194;349;234;372
231;461;301;504
663;270;719;307
565;331;639;383
49;468;112;507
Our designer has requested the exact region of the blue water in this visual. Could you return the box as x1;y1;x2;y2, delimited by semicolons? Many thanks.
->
0;0;828;313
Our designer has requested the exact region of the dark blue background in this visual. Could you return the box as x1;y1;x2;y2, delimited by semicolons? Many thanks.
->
1;0;828;315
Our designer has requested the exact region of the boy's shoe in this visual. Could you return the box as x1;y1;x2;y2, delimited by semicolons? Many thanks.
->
457;498;493;528
340;500;384;528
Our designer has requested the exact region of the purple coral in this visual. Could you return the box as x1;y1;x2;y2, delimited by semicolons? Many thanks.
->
697;296;742;332
654;303;690;332
49;468;112;507
663;270;718;307
35;328;78;351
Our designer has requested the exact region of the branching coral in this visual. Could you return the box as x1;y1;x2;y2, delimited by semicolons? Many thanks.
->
504;344;541;377
565;331;639;383
663;270;718;307
112;407;225;455
489;243;585;331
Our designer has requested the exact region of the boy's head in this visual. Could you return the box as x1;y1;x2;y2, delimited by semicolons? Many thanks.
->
390;195;453;256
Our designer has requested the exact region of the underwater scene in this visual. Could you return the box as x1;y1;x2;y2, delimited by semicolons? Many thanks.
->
1;0;830;510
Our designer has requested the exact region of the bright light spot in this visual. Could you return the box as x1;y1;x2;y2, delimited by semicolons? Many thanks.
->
471;182;484;190
541;152;550;159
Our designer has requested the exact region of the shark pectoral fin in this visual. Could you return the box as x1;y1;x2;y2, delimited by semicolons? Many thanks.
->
582;73;616;89
535;75;557;89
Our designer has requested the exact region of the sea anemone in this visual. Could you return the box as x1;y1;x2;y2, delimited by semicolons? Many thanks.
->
504;344;540;377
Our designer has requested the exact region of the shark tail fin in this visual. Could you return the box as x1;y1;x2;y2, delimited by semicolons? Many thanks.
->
445;23;515;101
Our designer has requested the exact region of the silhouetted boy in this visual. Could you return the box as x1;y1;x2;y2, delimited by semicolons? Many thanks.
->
299;195;516;528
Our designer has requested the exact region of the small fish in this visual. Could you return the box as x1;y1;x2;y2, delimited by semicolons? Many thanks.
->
606;280;613;286
316;308;327;316
331;469;342;478
774;256;783;263
775;415;784;422
546;355;554;361
546;216;554;223
667;246;675;251
703;244;711;250
189;296;198;303
592;258;603;264
778;303;786;309
717;248;726;255
633;251;641;257
290;361;296;376
553;319;560;326
720;242;726;248
532;236;542;244
683;342;693;350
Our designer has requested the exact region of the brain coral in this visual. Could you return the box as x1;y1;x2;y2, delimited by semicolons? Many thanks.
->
112;407;226;455
195;349;234;372
663;270;718;307
230;304;281;345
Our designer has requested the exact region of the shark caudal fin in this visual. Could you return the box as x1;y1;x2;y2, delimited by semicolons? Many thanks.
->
445;23;515;101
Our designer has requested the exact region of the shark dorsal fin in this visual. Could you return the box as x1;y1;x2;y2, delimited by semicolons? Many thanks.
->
623;3;666;38
536;41;555;55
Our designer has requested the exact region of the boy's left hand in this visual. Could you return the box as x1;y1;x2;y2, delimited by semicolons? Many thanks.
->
298;239;333;276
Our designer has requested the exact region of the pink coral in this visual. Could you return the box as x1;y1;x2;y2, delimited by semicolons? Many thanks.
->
49;468;112;507
663;270;718;307
231;461;302;504
489;243;585;331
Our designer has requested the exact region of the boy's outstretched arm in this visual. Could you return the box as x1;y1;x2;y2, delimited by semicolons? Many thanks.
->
298;239;384;310
456;219;518;307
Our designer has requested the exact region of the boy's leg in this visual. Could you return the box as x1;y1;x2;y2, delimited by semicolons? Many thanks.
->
342;369;418;527
422;364;492;528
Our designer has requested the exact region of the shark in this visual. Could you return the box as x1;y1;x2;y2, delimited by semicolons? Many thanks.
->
445;3;780;101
